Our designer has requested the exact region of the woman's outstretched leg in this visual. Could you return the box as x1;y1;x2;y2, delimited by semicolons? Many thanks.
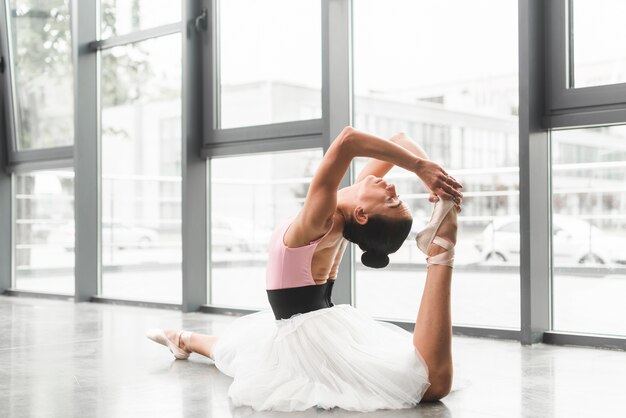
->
163;330;219;360
413;205;458;402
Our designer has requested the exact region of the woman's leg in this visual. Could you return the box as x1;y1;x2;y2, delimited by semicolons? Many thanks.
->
164;330;219;360
413;206;457;402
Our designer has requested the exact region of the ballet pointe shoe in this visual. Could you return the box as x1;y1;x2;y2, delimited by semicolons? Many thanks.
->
146;329;192;360
415;199;456;254
416;199;456;268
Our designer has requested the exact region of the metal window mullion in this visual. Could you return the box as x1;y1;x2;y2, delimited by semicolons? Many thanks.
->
73;0;100;302
394;321;520;341
0;168;11;293
551;84;626;114
565;0;574;89
0;0;13;291
545;108;626;129
207;158;212;305
519;0;551;344
0;0;20;163
0;4;15;293
202;0;218;308
322;0;352;306
9;146;73;162
90;22;182;51
7;158;74;174
3;289;73;301
203;0;218;138
544;331;626;351
181;0;208;312
202;133;324;158
6;147;74;173
210;119;324;143
91;295;182;311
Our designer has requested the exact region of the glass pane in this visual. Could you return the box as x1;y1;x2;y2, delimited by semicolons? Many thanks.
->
7;0;73;149
210;149;323;308
218;0;321;129
100;0;181;38
353;0;520;328
100;35;182;303
571;0;626;88
15;170;75;294
552;125;626;336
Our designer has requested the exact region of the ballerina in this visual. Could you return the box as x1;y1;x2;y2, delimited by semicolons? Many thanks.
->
147;127;463;412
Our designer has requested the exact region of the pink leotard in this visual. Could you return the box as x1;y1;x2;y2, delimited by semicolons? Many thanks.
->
265;218;334;290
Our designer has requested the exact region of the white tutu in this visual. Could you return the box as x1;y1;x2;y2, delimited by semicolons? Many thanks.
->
212;304;430;412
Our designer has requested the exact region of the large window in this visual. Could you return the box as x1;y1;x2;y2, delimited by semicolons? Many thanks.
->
5;0;73;150
210;149;323;308
3;0;626;349
552;125;626;336
218;0;321;129
14;170;74;294
99;33;182;303
353;0;519;328
570;0;626;88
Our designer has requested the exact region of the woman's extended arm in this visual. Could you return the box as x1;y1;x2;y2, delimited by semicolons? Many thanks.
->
345;129;462;198
355;132;430;183
355;132;457;203
297;127;462;241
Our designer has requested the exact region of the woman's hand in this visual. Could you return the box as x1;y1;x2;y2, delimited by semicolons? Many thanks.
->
416;159;463;203
429;192;463;213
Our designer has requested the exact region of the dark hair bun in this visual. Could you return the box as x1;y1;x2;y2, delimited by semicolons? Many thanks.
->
361;251;389;269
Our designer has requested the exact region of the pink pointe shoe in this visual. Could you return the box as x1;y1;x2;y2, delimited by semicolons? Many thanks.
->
146;328;193;359
415;199;456;268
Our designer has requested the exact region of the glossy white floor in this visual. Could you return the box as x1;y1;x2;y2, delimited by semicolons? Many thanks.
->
2;295;625;418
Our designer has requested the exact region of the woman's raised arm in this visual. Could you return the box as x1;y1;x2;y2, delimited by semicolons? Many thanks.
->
355;132;430;183
355;132;460;203
345;129;462;198
298;128;462;239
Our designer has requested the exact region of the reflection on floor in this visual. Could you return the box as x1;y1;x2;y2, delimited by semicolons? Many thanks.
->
2;295;625;418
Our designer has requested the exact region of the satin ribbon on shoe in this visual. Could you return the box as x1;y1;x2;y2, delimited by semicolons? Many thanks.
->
425;236;455;268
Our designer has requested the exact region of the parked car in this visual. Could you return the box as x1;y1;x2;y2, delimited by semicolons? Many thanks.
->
102;222;159;249
211;218;251;252
474;216;625;266
211;217;274;253
48;222;159;250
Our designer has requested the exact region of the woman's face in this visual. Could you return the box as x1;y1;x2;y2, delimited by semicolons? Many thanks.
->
356;175;412;221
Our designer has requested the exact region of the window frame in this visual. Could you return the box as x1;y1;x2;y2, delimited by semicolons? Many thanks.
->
0;168;13;293
549;124;626;337
544;0;626;347
12;167;76;295
546;0;626;128
200;0;326;157
0;0;75;169
91;10;189;305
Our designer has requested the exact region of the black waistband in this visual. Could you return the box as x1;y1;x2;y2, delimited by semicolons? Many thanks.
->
266;280;335;320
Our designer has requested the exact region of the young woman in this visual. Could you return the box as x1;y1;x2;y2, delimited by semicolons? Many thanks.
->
147;127;463;412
